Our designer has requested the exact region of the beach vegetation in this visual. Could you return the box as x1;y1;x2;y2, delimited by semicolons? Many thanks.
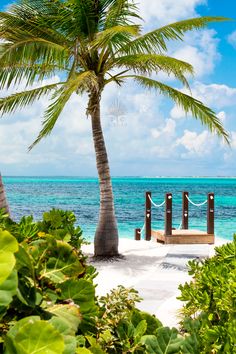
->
0;0;230;257
0;209;198;353
179;236;236;353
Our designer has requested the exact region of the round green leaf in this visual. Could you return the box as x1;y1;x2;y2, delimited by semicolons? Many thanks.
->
0;251;16;285
76;349;92;354
0;270;17;307
14;320;65;354
0;230;18;253
48;303;81;333
59;279;96;313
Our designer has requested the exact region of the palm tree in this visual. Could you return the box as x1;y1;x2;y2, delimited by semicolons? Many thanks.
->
0;174;9;214
0;0;229;256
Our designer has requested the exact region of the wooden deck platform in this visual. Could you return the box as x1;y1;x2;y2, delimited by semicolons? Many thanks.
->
151;229;215;245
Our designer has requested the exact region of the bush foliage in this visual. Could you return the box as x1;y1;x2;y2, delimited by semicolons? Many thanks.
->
179;236;236;353
0;209;235;353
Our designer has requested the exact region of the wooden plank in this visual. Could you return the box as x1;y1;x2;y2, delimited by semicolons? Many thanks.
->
151;230;165;243
152;229;214;244
165;234;214;245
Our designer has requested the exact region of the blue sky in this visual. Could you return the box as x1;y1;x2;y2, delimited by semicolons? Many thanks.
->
1;0;236;176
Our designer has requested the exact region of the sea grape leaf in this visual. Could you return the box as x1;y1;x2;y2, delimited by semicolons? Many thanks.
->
0;269;17;307
0;230;18;284
0;251;16;285
88;346;106;354
14;320;65;354
58;279;96;314
15;244;35;274
76;349;92;354
39;241;84;284
141;327;184;354
0;230;18;253
48;303;82;332
49;317;77;354
5;317;41;354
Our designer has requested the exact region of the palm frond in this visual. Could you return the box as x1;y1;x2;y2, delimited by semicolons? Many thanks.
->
118;17;230;54
105;0;141;28
0;83;61;116
0;10;69;46
90;24;140;50
29;70;99;149
119;75;229;143
112;54;194;88
0;38;69;68
0;63;68;90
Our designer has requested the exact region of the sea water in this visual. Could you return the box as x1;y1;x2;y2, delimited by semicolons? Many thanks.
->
3;176;236;241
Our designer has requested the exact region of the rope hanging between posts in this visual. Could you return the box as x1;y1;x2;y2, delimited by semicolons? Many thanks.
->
148;194;165;208
177;220;182;230
185;194;208;207
138;222;145;235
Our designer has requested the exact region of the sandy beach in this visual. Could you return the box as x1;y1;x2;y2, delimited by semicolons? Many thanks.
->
82;237;228;328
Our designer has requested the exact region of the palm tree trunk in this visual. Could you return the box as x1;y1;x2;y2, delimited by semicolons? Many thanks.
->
0;173;10;215
90;94;119;257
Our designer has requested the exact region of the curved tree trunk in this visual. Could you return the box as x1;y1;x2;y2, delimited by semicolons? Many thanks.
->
0;173;10;214
90;94;119;257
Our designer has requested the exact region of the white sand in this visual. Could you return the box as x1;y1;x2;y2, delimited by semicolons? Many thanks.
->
82;237;228;328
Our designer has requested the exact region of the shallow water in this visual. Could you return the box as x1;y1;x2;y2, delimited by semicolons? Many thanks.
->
3;176;236;241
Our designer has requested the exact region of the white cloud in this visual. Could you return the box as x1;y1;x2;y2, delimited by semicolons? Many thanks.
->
138;0;206;26
170;105;186;120
230;131;236;149
190;82;236;109
172;29;220;78
176;130;216;157
151;119;176;139
227;30;236;49
217;111;226;123
170;82;236;118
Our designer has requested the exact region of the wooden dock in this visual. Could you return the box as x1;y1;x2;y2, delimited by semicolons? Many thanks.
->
151;229;215;244
135;191;215;245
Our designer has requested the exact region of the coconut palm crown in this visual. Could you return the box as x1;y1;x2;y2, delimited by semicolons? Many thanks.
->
0;0;229;256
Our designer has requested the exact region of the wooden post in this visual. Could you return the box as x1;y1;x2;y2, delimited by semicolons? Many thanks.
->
145;191;151;241
135;228;141;241
165;193;172;236
182;191;189;230
207;193;214;234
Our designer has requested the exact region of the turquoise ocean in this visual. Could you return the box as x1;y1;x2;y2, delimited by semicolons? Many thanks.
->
3;177;236;241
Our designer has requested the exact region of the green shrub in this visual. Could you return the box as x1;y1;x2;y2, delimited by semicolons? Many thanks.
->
0;209;199;353
178;236;236;353
0;209;99;353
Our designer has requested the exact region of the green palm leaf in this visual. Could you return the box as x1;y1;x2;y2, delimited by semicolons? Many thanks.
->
0;38;68;68
0;64;68;90
90;25;140;50
29;71;98;149
105;0;141;28
120;75;229;143
0;83;61;116
118;17;230;54
112;54;194;88
0;10;69;46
